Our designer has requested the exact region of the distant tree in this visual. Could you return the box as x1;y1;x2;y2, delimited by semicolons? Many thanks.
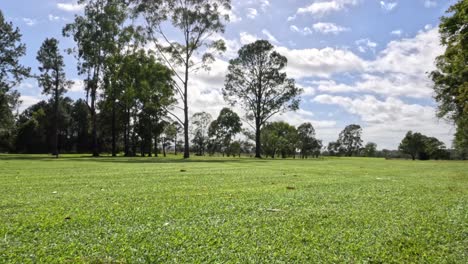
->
337;124;363;156
430;1;468;158
423;136;449;160
15;98;75;153
261;121;298;159
208;108;242;156
0;11;30;151
71;99;91;153
135;0;231;159
36;38;72;158
191;112;213;156
223;40;302;158
363;142;377;157
297;122;322;158
398;131;426;160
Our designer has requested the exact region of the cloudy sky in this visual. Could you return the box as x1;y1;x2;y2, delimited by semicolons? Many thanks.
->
1;0;458;149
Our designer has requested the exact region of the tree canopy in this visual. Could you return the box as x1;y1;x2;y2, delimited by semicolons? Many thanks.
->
223;40;302;158
431;0;468;157
0;11;30;151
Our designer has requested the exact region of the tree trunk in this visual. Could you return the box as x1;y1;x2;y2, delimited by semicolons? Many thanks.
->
111;99;116;157
183;62;190;159
174;135;177;155
91;87;99;157
53;82;59;158
163;139;166;157
124;109;130;156
255;121;261;158
154;135;159;157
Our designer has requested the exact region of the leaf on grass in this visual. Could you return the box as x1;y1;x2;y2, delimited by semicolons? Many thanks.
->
266;208;282;212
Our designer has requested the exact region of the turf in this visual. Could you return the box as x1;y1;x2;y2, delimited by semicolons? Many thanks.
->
0;155;467;263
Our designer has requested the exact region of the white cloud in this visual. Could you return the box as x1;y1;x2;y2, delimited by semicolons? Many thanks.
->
246;8;258;19
297;0;359;16
22;18;37;26
312;94;454;148
258;0;270;11
19;95;42;112
57;2;84;12
368;28;442;77
312;22;349;34
262;29;280;44
390;29;403;36
424;0;437;8
276;46;366;79
290;25;313;36
380;1;398;11
239;32;258;45
355;38;377;53
69;79;84;92
312;28;443;99
287;15;296;21
48;14;60;21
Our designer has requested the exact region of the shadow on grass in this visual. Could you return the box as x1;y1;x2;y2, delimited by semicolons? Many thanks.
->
0;154;328;164
0;154;279;164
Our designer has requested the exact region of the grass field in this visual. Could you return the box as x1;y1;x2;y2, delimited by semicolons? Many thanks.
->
0;155;467;263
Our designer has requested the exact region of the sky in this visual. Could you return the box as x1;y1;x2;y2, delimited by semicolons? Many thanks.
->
0;0;459;150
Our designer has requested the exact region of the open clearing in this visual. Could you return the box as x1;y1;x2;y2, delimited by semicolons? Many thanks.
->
0;155;467;263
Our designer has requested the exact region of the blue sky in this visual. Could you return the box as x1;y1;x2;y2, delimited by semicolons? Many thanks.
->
0;0;458;149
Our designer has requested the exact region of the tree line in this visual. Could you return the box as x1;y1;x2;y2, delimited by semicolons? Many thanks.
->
0;0;466;159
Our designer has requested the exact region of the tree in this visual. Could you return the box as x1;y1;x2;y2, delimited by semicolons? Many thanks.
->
398;131;425;160
0;11;30;151
63;0;129;157
163;122;178;156
297;122;320;159
71;99;91;153
430;1;468;157
423;136;448;160
363;142;377;157
208;108;242;156
36;38;72;158
327;141;340;156
261;121;298;159
135;0;231;159
223;40;302;158
337;124;363;156
191;112;212;156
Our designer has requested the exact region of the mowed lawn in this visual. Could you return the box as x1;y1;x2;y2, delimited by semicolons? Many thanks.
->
0;155;467;263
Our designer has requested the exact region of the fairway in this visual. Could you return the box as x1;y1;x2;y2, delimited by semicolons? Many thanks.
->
0;155;467;263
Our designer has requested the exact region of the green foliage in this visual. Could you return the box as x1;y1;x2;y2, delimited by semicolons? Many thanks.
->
363;142;378;157
399;131;449;160
37;38;72;157
223;40;302;157
337;124;363;157
191;112;213;156
15;99;77;153
208;108;242;156
63;0;130;156
297;122;322;158
0;155;466;262
261;121;298;158
431;0;468;155
0;11;30;151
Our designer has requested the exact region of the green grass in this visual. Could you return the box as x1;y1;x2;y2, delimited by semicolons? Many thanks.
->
0;154;467;263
